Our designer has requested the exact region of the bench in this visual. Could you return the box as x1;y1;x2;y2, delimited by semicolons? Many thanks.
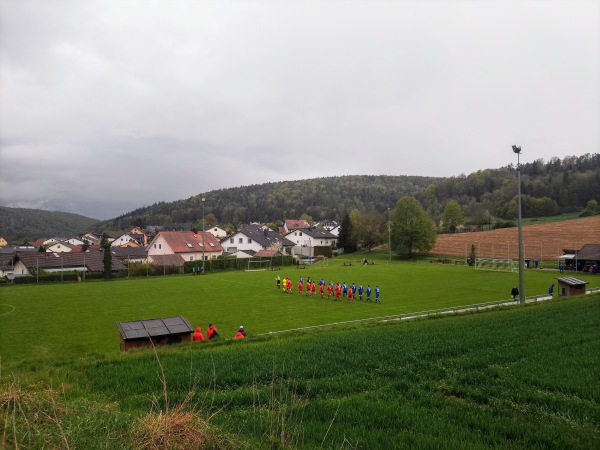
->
297;265;307;269
454;260;465;265
343;262;352;267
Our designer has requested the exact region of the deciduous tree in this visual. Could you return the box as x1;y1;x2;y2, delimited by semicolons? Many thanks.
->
391;196;436;258
441;201;464;233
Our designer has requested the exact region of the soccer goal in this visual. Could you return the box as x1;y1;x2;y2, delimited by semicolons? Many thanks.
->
246;259;272;272
474;258;518;272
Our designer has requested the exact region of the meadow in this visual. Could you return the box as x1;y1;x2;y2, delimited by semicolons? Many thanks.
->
2;256;597;368
1;257;599;448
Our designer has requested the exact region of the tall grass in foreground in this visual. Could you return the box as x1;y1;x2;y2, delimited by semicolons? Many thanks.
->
2;295;599;449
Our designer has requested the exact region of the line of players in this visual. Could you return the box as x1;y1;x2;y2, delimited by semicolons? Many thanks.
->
276;275;381;303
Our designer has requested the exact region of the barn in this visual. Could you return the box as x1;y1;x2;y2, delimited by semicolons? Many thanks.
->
116;316;194;352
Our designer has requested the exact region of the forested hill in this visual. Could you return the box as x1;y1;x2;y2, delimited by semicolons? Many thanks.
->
0;207;100;243
98;153;599;232
100;175;439;231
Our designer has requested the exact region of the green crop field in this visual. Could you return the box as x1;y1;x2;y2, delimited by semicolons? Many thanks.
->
1;260;599;448
2;259;597;368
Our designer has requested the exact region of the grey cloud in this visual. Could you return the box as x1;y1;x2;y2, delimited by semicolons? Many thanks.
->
1;0;598;219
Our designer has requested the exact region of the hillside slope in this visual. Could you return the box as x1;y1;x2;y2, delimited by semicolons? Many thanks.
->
0;206;100;242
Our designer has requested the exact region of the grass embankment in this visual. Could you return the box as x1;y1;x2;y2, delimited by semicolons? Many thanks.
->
2;295;599;449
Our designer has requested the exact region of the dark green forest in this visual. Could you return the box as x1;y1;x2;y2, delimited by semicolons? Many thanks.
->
0;207;100;243
2;154;598;242
100;153;599;232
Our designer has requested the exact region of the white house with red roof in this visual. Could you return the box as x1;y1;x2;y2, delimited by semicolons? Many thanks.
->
147;231;224;266
282;219;311;233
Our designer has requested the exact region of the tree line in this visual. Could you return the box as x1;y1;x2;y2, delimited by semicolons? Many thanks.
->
99;153;599;236
3;154;596;244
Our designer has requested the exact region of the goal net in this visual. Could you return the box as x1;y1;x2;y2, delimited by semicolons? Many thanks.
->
474;258;517;272
246;259;271;272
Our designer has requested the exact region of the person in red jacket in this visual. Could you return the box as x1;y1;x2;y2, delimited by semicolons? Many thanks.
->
192;327;205;342
206;324;219;340
234;326;246;339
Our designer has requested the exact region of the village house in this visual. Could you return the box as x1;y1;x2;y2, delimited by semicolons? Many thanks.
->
111;232;142;247
221;225;295;258
129;227;149;245
284;227;338;258
146;231;224;267
46;240;75;253
204;225;228;239
280;219;311;234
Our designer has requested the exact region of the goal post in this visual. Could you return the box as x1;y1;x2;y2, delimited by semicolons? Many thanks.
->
474;258;517;272
246;259;272;272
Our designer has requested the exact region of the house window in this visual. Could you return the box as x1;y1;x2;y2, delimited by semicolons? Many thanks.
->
230;238;234;244
248;238;252;244
154;244;156;249
239;238;243;244
190;256;194;261
299;232;303;236
159;244;161;249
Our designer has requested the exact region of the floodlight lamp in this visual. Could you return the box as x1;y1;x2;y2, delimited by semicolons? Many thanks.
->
512;145;521;154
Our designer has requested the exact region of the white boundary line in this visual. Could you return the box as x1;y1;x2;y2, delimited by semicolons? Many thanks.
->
0;304;16;316
260;288;600;337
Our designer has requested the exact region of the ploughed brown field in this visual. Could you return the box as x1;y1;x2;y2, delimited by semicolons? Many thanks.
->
429;216;600;261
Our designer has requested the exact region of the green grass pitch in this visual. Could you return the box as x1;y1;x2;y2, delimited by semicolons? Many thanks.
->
1;258;597;368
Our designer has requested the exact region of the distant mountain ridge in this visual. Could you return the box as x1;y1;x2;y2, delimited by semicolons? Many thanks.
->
0;206;100;243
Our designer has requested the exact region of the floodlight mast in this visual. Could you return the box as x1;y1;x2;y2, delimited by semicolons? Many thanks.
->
202;197;206;274
513;145;525;304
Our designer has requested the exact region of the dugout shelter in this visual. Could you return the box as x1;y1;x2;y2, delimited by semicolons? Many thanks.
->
556;277;589;298
117;316;193;352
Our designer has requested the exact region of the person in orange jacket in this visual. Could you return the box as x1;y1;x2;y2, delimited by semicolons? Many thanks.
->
192;327;205;342
234;326;246;339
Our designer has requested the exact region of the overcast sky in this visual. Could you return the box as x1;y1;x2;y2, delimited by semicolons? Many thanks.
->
1;0;598;220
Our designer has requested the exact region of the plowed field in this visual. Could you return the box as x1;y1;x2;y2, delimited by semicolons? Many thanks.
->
429;215;600;260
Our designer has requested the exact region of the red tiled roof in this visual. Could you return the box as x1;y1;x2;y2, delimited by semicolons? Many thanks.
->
160;231;224;254
285;219;310;230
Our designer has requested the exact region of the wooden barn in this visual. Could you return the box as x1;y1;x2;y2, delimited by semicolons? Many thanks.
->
556;277;589;298
116;316;194;352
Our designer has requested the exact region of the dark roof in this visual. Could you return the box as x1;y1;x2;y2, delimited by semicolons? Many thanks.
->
290;228;338;239
576;244;600;260
111;246;148;259
233;226;295;248
16;251;127;272
0;253;15;270
117;316;193;340
557;277;589;287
